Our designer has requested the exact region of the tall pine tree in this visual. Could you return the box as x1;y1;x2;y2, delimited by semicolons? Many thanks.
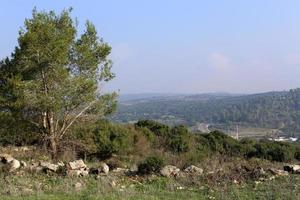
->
0;8;117;157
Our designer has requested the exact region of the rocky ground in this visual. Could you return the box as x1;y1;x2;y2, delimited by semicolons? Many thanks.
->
0;146;300;200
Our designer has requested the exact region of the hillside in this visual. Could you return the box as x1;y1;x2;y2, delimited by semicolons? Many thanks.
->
112;89;300;136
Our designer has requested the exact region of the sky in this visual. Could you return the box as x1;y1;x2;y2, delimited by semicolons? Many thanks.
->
1;0;300;94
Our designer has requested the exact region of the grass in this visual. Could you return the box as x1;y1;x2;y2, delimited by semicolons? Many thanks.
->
0;172;299;200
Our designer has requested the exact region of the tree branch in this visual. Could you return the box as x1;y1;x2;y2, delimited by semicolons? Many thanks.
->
59;101;96;138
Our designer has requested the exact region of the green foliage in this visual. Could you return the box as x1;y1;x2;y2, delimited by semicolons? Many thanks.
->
92;120;130;158
135;120;170;137
138;156;164;175
0;8;116;153
166;125;189;153
114;89;300;136
245;140;297;162
201;131;241;155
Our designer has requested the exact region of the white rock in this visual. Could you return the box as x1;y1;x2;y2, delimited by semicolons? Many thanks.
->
9;159;21;172
184;165;203;175
40;161;59;172
68;159;86;170
20;161;27;168
0;154;14;163
68;168;89;177
160;165;180;177
100;163;109;174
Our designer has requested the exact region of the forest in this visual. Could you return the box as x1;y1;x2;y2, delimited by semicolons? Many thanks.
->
113;89;300;136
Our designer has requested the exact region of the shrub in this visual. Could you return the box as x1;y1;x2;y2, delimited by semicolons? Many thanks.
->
166;125;189;153
93;120;131;158
202;131;241;156
135;120;170;137
138;156;164;175
246;140;296;162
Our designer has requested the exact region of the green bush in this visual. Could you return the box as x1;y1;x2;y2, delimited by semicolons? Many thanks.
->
135;120;170;137
92;120;130;158
138;156;164;175
245;140;296;162
166;125;189;153
201;131;241;156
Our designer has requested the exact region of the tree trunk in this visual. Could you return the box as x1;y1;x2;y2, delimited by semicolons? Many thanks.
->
50;136;58;159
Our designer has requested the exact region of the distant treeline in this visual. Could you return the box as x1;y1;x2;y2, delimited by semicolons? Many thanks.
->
113;89;300;136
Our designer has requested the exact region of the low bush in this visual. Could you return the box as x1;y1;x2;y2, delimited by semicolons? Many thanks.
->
138;156;164;175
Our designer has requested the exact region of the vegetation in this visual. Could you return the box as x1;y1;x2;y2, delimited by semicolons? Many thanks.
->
1;7;300;200
0;9;116;157
113;89;300;136
0;173;299;200
138;156;164;175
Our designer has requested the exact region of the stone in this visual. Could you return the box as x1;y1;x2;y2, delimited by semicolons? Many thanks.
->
57;161;65;167
284;164;300;173
20;161;27;168
40;161;59;172
100;162;109;174
67;168;89;177
268;168;289;176
9;159;21;172
184;165;203;175
130;164;138;172
160;165;180;177
112;167;128;173
0;154;14;163
68;159;86;170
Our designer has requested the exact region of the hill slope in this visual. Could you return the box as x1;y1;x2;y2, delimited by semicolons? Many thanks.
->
112;89;300;136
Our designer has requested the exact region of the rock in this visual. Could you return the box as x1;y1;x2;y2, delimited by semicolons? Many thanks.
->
57;161;65;167
160;165;180;177
68;159;87;170
284;164;300;173
20;147;29;151
20;161;27;168
184;165;203;175
29;162;43;172
268;168;289;176
89;167;101;175
40;161;59;172
9;159;21;172
67;168;89;177
130;164;138;172
112;167;128;173
100;163;109;174
0;154;14;163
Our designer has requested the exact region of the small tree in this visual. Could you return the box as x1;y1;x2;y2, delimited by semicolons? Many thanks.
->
0;8;116;157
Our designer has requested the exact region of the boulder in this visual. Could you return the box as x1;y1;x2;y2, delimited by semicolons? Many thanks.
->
40;161;59;172
67;168;89;177
268;168;289;176
284;164;300;174
68;159;86;170
100;162;109;174
184;165;203;175
20;161;27;168
9;159;21;172
0;154;14;163
57;161;65;167
160;165;180;177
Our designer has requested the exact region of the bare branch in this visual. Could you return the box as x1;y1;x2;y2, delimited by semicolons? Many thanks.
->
59;101;96;138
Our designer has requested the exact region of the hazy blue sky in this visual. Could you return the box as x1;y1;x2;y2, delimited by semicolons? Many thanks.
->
1;0;300;94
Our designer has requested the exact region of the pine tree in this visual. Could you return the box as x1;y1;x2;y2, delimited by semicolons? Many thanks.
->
0;8;117;157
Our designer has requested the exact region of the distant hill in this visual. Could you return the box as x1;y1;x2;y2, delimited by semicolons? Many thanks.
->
111;89;300;136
